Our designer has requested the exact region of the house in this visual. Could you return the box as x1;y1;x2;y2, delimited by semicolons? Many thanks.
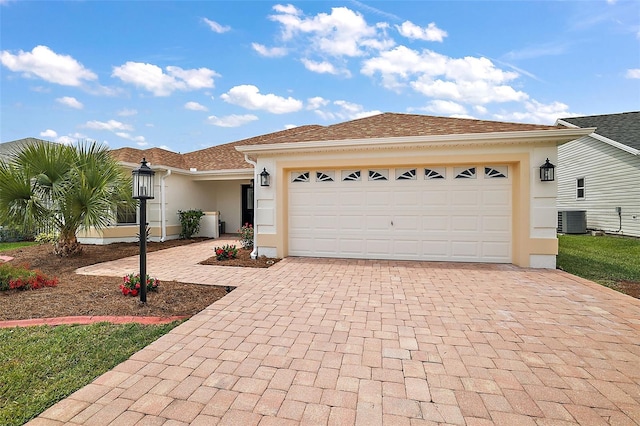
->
91;113;591;269
0;137;52;163
556;111;640;237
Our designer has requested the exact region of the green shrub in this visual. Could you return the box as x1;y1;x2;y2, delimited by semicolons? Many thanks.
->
214;244;238;260
238;223;253;249
0;227;34;243
35;231;58;244
177;209;205;239
0;263;58;291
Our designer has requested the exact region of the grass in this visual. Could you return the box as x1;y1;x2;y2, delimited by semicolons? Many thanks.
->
0;321;182;425
0;241;38;252
557;234;640;288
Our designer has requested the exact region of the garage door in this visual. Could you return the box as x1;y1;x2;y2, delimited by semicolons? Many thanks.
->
288;165;512;263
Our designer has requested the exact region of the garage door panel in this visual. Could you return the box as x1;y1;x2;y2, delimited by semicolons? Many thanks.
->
451;216;480;231
288;165;512;263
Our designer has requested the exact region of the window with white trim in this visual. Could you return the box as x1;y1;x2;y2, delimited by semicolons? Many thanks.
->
576;177;585;200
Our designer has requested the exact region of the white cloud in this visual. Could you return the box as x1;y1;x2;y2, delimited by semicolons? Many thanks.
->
56;96;83;109
269;5;394;57
112;62;218;96
55;136;76;145
0;45;97;86
315;99;381;121
301;59;345;75
203;17;231;33
421;100;467;115
307;96;330;110
625;68;640;79
363;46;527;104
396;21;447;42
252;43;288;57
220;85;303;114
207;114;259;127
115;132;147;145
83;119;133;132
184;101;208;111
493;100;578;124
117;108;138;116
284;124;298;129
40;129;58;138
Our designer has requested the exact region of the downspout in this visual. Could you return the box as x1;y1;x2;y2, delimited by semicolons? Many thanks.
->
160;169;171;242
243;154;258;259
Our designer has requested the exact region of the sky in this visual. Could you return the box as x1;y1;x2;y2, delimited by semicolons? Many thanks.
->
1;1;638;153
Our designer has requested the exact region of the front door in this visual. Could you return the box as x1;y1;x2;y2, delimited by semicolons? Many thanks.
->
241;184;254;227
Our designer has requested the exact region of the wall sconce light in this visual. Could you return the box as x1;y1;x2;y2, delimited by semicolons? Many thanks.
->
539;158;555;182
260;168;270;187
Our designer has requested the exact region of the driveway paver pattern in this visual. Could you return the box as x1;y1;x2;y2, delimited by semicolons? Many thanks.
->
28;239;640;425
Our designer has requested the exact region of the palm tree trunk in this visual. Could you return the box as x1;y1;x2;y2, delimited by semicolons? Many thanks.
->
54;229;83;257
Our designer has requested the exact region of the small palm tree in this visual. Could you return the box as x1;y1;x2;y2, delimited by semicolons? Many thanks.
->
0;141;134;256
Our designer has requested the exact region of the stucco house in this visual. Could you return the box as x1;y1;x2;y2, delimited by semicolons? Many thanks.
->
89;113;591;269
556;111;640;237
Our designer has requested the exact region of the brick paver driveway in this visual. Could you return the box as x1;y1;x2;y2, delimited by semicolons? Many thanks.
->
30;240;640;425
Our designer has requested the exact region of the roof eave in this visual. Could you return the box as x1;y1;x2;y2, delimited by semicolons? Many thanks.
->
557;120;639;155
235;128;596;155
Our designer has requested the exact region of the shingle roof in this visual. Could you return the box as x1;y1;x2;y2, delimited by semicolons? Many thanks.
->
560;111;640;151
0;138;53;162
110;113;561;172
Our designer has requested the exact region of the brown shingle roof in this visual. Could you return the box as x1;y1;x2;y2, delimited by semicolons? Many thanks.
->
110;113;560;171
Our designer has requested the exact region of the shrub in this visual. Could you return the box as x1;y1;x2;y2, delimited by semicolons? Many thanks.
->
35;231;58;244
239;223;254;249
177;210;205;239
0;227;34;243
0;262;58;291
214;244;238;261
120;273;160;297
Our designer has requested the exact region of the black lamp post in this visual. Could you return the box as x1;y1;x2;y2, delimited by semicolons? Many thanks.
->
539;158;555;182
132;158;155;303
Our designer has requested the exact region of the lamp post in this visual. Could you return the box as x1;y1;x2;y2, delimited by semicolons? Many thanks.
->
132;158;155;303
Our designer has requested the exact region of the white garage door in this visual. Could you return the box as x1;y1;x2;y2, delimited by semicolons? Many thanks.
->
288;165;512;263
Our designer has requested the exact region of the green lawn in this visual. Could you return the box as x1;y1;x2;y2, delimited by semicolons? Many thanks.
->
0;321;182;425
557;234;640;288
0;241;38;252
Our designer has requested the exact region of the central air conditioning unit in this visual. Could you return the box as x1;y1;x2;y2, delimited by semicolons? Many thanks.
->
558;210;587;234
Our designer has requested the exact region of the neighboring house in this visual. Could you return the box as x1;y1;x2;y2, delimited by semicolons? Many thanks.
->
556;111;640;237
0;137;53;163
84;113;591;269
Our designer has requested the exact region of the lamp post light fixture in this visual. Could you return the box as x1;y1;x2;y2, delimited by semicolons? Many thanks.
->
132;158;155;303
539;158;555;182
259;167;271;187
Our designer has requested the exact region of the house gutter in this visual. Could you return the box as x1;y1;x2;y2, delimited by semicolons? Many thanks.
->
160;169;171;242
243;154;258;260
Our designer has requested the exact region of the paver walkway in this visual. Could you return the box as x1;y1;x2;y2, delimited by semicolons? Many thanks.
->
29;238;640;425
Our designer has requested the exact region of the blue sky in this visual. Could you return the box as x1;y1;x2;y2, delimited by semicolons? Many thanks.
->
1;1;638;153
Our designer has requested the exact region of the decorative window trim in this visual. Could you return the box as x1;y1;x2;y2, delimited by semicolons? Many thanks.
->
484;166;507;178
424;168;446;180
576;177;585;200
454;167;476;179
368;169;388;181
292;171;310;183
316;171;334;182
396;168;417;180
342;170;361;181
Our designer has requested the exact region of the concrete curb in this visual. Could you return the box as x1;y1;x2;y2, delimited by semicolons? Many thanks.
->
0;315;189;328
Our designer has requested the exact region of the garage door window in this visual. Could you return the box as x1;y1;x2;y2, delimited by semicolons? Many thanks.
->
342;170;361;181
424;168;445;179
316;171;334;182
485;166;507;178
368;169;388;181
292;172;310;183
396;168;417;180
455;167;476;179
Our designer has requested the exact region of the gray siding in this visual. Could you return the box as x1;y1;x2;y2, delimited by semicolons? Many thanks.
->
557;136;640;237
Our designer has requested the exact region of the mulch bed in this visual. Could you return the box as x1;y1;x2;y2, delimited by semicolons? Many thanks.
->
0;239;236;321
200;248;281;268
